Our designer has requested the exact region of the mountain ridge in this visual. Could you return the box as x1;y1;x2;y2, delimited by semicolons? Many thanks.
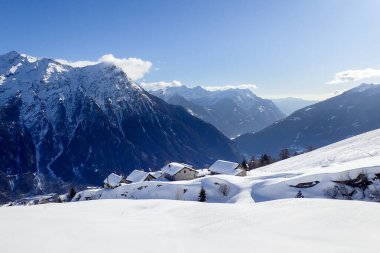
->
234;83;380;156
150;85;285;138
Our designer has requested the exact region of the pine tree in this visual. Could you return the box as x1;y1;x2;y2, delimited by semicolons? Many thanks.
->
248;155;257;170
295;190;304;198
198;187;207;202
68;186;77;200
240;159;248;169
279;148;290;160
259;154;273;167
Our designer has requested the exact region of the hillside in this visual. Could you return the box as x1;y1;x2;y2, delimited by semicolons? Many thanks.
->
234;83;380;156
72;128;380;203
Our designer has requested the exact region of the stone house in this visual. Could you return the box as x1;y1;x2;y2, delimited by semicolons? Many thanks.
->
161;162;197;181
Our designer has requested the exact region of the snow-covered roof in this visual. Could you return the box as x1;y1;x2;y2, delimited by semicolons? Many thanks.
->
103;173;124;187
208;160;241;175
161;162;194;176
150;171;163;179
126;170;151;183
195;169;211;177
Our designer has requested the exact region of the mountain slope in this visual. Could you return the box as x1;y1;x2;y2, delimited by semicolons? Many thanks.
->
234;83;380;156
151;86;285;138
0;51;241;202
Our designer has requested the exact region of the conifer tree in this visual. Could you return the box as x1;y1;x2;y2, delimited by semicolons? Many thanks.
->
198;187;207;202
241;159;248;169
279;148;290;160
68;186;77;200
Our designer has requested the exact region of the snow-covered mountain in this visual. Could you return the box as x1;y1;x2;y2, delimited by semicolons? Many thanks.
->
272;97;318;115
150;86;285;138
0;51;241;202
234;83;380;156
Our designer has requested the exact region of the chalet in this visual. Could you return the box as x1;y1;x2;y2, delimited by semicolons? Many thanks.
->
103;173;128;188
208;160;247;176
126;169;156;183
150;170;163;179
161;162;197;181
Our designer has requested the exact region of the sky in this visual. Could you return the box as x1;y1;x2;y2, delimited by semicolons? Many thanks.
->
1;0;380;100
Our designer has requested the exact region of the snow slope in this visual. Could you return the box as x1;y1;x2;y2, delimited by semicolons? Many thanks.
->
72;129;380;203
249;129;380;201
1;199;379;253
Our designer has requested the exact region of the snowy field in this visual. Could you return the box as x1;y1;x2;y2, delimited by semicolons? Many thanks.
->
1;198;379;253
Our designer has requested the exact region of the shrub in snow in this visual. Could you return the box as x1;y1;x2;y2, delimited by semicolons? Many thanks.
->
295;190;304;198
369;185;380;202
324;184;356;200
332;172;373;199
324;186;339;199
219;184;230;197
74;194;81;202
198;187;207;202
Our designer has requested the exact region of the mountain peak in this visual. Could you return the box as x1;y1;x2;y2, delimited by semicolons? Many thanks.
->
0;51;38;64
349;83;380;93
1;50;21;58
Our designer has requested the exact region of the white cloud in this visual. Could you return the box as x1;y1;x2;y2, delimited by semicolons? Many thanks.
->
140;80;183;90
55;59;98;68
56;54;152;80
202;84;258;92
327;68;380;84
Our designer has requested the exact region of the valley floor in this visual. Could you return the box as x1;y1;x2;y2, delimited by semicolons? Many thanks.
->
1;198;379;253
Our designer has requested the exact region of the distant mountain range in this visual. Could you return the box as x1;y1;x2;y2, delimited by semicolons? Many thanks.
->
0;51;242;203
272;97;318;115
234;83;380;156
150;86;285;138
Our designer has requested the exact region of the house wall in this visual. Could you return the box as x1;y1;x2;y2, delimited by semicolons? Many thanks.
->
236;170;247;177
145;174;155;181
173;168;197;181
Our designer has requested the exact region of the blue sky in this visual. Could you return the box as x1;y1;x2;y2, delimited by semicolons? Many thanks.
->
1;0;380;99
